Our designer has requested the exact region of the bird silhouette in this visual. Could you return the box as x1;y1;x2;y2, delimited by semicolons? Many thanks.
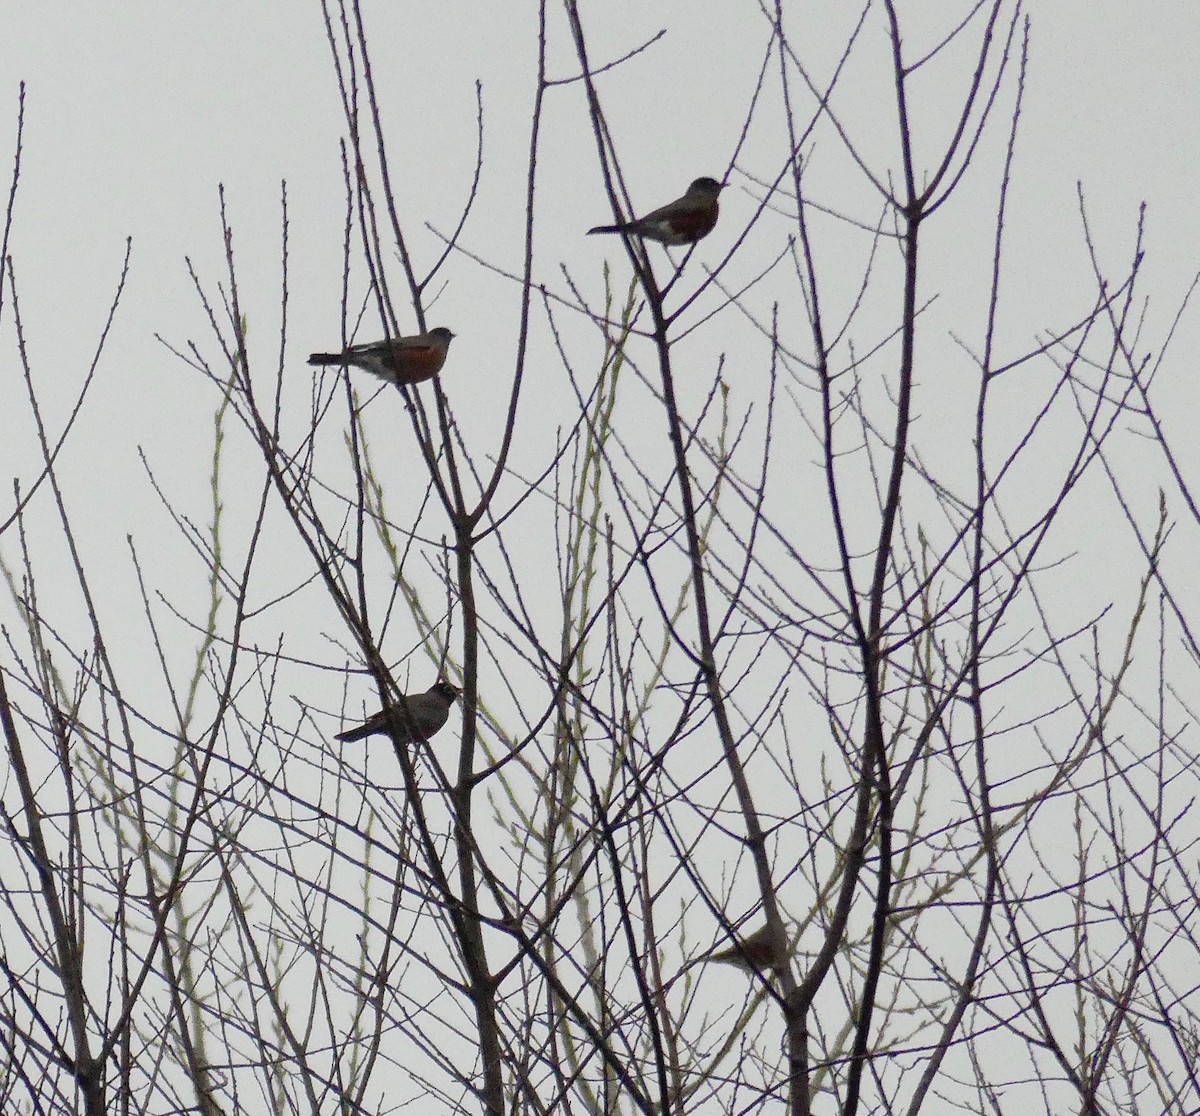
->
336;680;461;744
588;177;725;245
700;920;789;975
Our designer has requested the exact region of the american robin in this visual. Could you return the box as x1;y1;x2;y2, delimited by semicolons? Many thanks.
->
587;176;725;246
336;679;462;744
308;327;455;386
701;920;789;974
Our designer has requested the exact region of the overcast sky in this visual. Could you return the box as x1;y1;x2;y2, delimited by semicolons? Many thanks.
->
2;7;1198;1110
2;1;1197;701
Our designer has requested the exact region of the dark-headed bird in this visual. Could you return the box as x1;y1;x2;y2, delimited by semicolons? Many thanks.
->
336;680;462;744
587;177;724;246
308;327;455;386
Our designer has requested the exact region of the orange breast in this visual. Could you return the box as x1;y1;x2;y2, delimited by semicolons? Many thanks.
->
668;205;718;241
386;343;446;382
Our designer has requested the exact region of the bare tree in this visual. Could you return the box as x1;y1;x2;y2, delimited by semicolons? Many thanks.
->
2;4;1198;1116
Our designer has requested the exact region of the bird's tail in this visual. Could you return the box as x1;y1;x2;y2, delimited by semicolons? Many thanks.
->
308;353;344;366
335;724;370;743
586;223;627;236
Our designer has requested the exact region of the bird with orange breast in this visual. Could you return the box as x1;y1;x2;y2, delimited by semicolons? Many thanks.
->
588;177;725;246
308;326;455;386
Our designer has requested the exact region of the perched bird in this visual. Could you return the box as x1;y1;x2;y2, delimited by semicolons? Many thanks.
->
336;680;462;744
308;327;455;386
701;920;789;975
587;176;725;246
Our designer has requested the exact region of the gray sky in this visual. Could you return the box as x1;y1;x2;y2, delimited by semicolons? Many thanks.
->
2;2;1197;709
2;6;1199;1110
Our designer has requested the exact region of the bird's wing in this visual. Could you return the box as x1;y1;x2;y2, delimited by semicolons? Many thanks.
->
374;698;423;740
394;333;441;352
638;192;694;225
346;334;435;356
